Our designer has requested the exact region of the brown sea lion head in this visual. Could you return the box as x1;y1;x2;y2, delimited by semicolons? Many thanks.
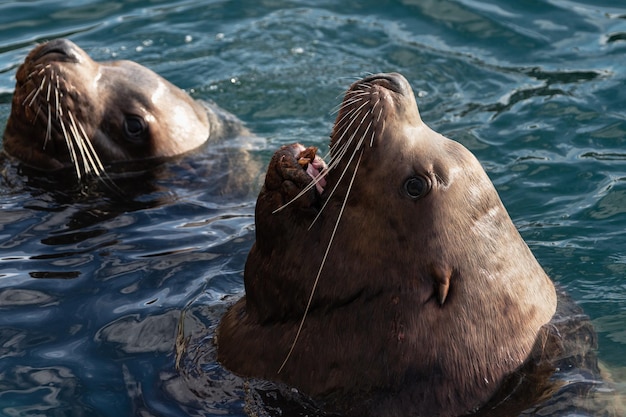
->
217;73;558;416
2;39;210;177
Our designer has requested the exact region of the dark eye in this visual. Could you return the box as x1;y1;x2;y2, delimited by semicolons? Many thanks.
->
403;176;430;199
123;115;147;142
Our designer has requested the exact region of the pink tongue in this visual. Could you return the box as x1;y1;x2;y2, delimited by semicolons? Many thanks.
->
306;163;326;194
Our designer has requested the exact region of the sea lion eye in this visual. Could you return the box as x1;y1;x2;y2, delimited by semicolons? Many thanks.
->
123;115;148;142
403;176;429;199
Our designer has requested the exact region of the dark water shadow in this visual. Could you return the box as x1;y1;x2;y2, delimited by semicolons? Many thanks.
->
0;138;264;281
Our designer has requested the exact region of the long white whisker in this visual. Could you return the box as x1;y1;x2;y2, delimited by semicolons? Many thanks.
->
330;99;369;152
44;105;52;149
362;118;374;148
354;82;373;91
19;64;124;193
46;76;52;102
76;122;105;175
327;130;357;171
273;104;370;214
25;77;46;108
22;88;37;108
308;119;369;229
271;170;328;214
321;109;359;161
327;106;371;166
333;102;364;130
58;117;81;180
330;92;369;115
277;148;364;374
74;116;124;194
55;75;62;117
311;150;364;224
67;111;94;176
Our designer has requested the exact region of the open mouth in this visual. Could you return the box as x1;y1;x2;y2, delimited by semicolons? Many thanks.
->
297;146;326;194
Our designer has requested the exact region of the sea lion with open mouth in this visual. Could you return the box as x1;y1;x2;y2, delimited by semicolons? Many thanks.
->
2;39;247;181
216;73;606;416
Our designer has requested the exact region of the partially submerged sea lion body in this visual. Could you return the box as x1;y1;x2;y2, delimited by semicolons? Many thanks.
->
216;73;604;416
2;39;247;179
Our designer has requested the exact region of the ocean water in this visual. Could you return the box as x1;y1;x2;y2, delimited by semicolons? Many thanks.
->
0;0;625;416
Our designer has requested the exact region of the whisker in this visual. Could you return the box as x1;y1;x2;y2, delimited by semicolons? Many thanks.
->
55;75;62;117
333;99;370;145
271;169;329;214
271;110;366;214
26;67;40;80
333;93;369;114
330;106;361;143
67;112;123;193
76;122;104;175
330;94;365;116
336;92;365;107
354;82;373;91
25;77;46;108
276;78;386;370
272;107;365;215
331;77;363;97
334;102;361;127
329;105;371;162
327;127;359;169
67;110;94;176
58;117;82;180
278;148;365;374
75;117;124;194
31;103;41;123
362;118;374;148
44;105;52;149
367;98;382;147
376;100;384;122
46;76;52;102
309;119;369;229
318;105;360;162
336;75;362;82
18;64;124;194
22;88;37;108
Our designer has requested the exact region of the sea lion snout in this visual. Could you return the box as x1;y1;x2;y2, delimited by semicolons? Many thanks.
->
32;39;82;64
360;72;411;96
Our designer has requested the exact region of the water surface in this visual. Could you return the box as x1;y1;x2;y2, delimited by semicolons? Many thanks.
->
1;0;626;416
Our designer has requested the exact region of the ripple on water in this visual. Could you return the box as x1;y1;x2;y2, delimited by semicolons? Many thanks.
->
0;0;626;416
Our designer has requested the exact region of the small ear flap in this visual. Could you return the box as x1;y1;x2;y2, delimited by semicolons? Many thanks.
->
432;264;452;306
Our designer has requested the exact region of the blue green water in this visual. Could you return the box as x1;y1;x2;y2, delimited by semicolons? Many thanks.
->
1;0;626;415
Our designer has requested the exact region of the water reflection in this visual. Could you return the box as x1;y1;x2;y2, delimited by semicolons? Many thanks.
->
0;0;625;415
0;365;95;416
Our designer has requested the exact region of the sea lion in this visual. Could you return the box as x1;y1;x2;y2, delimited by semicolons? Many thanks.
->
216;73;604;416
2;39;247;179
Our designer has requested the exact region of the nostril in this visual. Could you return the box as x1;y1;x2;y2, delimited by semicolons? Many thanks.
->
33;39;78;62
361;72;410;95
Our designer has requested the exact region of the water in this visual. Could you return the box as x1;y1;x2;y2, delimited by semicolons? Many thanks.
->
1;0;626;415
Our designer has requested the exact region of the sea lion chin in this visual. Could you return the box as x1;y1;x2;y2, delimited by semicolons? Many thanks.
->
2;39;246;179
217;73;561;416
